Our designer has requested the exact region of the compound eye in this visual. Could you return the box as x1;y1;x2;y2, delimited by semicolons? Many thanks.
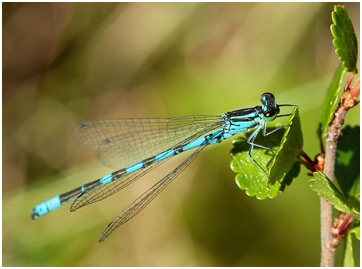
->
263;109;276;118
261;92;275;105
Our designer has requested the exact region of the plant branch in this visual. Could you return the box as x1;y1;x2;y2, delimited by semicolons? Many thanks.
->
299;151;324;176
320;77;360;267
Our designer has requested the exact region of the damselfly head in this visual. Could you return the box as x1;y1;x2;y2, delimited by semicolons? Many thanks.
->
260;92;279;121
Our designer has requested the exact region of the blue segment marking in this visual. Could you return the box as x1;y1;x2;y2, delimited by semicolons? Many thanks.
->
154;149;175;162
182;137;206;151
30;92;296;242
126;162;143;174
100;174;113;185
32;196;61;219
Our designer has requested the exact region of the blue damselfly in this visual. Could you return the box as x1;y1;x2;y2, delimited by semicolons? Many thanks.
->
31;92;295;242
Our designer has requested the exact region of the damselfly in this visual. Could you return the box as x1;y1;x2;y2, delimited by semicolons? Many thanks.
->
31;92;295;242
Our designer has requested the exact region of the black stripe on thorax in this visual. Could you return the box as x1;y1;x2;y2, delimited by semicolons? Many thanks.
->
226;106;261;122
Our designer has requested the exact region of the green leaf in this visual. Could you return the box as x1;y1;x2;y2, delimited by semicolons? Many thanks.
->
343;233;355;267
269;107;303;185
335;126;360;200
350;226;360;240
331;5;358;72
319;64;345;139
230;107;302;199
309;172;360;220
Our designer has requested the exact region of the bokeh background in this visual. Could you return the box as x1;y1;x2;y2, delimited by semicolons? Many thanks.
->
3;2;360;266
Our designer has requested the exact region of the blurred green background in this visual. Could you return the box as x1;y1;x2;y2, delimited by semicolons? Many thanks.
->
3;2;360;266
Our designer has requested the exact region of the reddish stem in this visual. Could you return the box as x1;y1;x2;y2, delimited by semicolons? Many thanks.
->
321;77;360;267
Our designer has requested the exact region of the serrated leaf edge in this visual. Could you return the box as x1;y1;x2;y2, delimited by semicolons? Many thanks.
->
310;172;360;220
330;5;358;72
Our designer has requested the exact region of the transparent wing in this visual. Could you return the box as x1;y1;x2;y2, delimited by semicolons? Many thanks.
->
70;121;223;211
70;156;169;212
73;115;222;169
98;144;207;242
